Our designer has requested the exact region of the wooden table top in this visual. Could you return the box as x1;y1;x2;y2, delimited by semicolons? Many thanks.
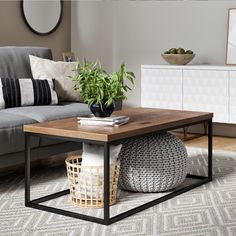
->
24;108;213;142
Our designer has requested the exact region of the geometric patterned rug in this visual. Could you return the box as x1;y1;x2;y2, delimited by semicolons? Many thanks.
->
0;147;236;236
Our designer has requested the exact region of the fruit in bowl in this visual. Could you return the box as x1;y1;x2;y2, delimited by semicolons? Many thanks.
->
162;47;195;65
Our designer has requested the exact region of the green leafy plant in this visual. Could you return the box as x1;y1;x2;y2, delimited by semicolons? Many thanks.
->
72;59;135;108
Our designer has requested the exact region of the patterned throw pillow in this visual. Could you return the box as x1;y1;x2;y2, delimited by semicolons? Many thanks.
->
0;78;58;110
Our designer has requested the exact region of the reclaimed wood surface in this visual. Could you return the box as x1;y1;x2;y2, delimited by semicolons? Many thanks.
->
24;108;213;142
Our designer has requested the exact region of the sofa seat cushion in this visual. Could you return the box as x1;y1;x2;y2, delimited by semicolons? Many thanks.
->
3;103;90;123
3;103;91;148
0;112;39;155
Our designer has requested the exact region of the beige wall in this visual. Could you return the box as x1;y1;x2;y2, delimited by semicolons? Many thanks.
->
0;0;71;60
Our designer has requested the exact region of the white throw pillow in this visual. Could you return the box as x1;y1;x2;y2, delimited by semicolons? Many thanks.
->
29;55;82;102
81;143;122;166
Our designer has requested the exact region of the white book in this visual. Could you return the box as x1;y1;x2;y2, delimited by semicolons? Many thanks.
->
77;115;129;123
78;119;129;127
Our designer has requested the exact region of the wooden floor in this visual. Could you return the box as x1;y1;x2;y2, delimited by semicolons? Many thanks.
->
185;135;236;152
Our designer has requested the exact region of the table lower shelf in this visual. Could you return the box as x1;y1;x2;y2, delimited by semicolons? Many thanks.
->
26;174;211;225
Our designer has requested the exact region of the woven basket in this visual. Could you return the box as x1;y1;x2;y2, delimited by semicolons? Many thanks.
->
65;155;120;208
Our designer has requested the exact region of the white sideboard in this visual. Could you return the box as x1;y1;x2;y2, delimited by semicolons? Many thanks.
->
141;65;236;123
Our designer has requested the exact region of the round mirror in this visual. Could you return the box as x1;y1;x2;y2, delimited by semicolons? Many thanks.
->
21;0;63;35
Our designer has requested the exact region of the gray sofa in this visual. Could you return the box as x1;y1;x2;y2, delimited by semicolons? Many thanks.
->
0;46;91;170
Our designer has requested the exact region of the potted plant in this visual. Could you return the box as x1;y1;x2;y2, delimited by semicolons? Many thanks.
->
73;59;135;117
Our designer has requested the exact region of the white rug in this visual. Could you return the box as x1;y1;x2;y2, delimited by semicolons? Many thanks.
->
0;147;236;236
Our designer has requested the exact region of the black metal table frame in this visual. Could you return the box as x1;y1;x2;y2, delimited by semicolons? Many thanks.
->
25;118;212;225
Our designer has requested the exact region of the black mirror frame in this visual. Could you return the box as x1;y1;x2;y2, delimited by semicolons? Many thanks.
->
21;0;63;36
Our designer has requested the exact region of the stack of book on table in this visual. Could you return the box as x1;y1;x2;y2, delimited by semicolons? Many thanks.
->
77;115;130;127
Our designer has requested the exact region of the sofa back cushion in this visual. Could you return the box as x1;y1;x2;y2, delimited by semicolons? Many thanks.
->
0;47;52;78
0;78;58;109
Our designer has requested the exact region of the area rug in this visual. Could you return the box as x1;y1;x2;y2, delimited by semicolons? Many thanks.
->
0;147;236;236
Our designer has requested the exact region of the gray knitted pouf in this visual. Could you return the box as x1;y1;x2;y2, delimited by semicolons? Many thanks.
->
118;133;188;192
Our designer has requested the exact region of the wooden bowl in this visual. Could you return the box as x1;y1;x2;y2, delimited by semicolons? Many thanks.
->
161;54;195;65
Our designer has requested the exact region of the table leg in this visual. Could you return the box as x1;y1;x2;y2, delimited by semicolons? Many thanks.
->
104;142;110;224
183;127;188;140
208;119;213;180
25;134;31;205
204;122;208;135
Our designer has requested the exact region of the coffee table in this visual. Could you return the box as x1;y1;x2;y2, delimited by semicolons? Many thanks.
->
24;107;213;225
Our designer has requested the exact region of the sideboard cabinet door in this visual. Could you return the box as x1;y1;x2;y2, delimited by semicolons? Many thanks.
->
229;71;236;123
183;70;229;123
141;68;182;109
